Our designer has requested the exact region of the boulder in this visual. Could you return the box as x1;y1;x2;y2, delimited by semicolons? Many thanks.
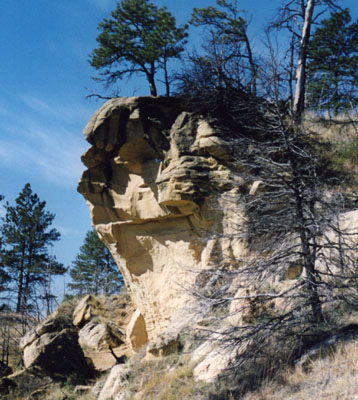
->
126;309;148;352
97;364;130;400
146;333;180;358
20;315;94;380
91;378;106;398
73;294;101;328
79;320;125;351
192;341;233;383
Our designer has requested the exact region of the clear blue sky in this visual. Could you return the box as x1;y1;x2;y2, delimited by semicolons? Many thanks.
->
0;0;357;300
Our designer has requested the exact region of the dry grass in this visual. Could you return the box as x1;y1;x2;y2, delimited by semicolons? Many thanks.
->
6;382;96;400
303;113;358;190
41;384;95;400
61;289;134;329
109;348;212;400
133;363;196;400
243;339;358;400
96;289;134;327
304;113;358;144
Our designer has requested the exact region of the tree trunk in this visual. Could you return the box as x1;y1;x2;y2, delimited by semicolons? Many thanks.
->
293;0;315;122
287;132;324;323
16;248;25;314
243;31;257;96
163;57;170;97
147;68;157;97
288;31;296;111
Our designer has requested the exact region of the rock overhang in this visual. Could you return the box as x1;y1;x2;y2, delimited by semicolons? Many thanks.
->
78;96;248;343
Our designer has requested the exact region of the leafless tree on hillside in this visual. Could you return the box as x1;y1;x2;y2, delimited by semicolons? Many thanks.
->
187;91;358;394
270;0;341;121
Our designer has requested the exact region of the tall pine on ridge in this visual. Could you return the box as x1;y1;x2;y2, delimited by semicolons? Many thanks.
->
89;0;188;96
307;9;358;114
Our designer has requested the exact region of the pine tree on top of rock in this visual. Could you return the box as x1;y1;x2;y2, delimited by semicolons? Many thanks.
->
89;0;188;96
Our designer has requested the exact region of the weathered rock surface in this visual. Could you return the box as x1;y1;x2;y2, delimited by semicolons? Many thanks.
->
78;97;358;389
126;309;148;352
78;97;248;345
79;320;125;351
72;294;134;372
20;315;94;380
97;364;130;400
146;333;180;358
73;294;101;328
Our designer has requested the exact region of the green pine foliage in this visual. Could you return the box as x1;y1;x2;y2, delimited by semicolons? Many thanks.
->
69;229;123;296
89;0;188;96
0;183;65;314
0;194;9;293
307;9;358;114
186;0;256;96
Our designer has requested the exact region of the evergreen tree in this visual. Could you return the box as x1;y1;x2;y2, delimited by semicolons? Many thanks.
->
307;9;358;114
89;0;188;96
0;184;65;314
189;0;257;96
69;230;123;296
0;195;10;296
270;0;340;121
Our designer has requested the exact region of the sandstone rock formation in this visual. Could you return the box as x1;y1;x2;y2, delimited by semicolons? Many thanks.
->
78;97;358;390
20;314;94;380
97;364;130;400
146;333;180;358
78;97;248;346
79;320;125;351
126;309;148;352
71;294;134;372
73;294;101;328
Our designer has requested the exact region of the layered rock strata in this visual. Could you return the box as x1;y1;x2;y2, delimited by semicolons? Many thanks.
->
78;97;247;344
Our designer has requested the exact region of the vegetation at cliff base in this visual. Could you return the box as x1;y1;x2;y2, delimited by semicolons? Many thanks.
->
3;0;358;399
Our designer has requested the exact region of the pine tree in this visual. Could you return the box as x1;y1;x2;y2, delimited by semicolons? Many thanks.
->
0;184;65;314
0;195;10;296
270;0;340;121
189;0;257;96
307;9;358;114
89;0;188;96
69;230;123;296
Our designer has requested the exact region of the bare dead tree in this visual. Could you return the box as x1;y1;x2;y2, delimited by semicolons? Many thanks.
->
183;89;358;395
269;0;341;122
187;1;258;97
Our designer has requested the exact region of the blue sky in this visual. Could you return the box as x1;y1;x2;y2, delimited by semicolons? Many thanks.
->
1;0;357;300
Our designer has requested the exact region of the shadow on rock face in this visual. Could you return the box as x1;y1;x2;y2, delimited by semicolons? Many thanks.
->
20;314;96;383
78;97;248;340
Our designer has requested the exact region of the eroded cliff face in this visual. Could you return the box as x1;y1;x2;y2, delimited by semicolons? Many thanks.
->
78;97;247;344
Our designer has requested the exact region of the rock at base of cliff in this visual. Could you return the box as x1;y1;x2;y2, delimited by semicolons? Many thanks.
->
73;294;101;328
97;364;130;400
126;309;148;352
79;320;125;351
20;314;95;381
146;333;180;358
